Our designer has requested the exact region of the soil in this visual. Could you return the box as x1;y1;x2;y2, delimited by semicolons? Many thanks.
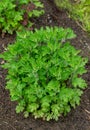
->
0;0;90;130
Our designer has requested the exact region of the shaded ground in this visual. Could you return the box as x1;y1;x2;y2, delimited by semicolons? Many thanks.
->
0;0;90;130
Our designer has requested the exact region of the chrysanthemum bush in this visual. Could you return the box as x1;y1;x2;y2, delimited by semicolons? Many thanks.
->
0;27;88;121
0;0;44;34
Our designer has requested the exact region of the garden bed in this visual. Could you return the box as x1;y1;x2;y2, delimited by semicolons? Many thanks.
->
0;0;90;130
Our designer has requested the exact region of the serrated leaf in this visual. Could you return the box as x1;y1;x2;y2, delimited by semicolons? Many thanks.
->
72;77;87;89
27;103;39;112
24;111;29;118
16;104;24;113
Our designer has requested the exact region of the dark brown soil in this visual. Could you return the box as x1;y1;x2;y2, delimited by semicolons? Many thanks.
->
0;0;90;130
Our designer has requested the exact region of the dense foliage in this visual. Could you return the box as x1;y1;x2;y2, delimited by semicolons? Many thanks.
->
0;0;44;34
0;27;88;121
54;0;90;33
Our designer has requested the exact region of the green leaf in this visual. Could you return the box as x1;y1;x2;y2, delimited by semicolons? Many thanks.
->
27;103;39;112
72;77;87;89
24;111;29;118
16;100;25;113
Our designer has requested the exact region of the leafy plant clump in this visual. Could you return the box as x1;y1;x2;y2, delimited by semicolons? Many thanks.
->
0;0;44;34
0;27;88;121
54;0;90;33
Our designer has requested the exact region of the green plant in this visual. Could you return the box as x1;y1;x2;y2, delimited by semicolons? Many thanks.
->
0;27;88;121
54;0;71;9
71;0;90;32
0;0;44;34
54;0;90;33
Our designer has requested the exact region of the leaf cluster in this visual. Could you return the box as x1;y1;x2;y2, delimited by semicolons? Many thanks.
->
0;27;88;121
0;0;44;34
